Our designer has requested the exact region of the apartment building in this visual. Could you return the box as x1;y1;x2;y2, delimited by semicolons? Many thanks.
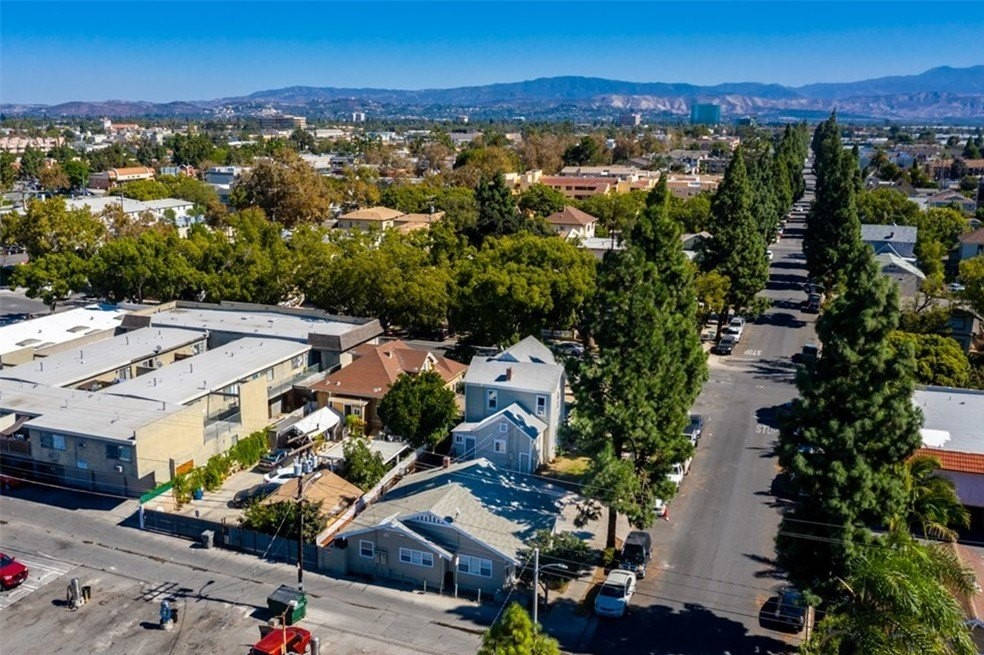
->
0;302;382;495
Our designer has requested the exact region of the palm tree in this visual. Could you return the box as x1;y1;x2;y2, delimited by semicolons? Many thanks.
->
804;531;976;655
897;455;970;542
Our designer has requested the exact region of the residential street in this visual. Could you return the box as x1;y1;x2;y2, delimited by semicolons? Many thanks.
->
584;171;817;655
0;486;492;654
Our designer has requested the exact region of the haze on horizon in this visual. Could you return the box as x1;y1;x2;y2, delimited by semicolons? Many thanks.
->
2;0;983;105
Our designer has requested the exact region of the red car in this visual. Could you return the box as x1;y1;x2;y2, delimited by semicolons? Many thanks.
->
0;553;29;590
249;625;311;655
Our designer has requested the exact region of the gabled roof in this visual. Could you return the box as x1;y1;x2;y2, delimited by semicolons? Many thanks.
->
312;339;466;399
960;227;984;246
464;337;563;394
347;459;569;563
339;206;405;221
544;206;597;227
452;402;547;440
498;336;556;365
860;224;917;245
874;252;926;279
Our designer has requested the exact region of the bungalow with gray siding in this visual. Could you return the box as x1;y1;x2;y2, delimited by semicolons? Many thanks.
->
326;459;569;596
861;224;918;260
451;336;565;471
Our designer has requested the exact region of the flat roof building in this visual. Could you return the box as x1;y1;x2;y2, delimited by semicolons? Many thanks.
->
0;327;206;389
0;305;129;368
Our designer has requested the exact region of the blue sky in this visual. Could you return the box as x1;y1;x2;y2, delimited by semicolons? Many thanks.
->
2;1;983;104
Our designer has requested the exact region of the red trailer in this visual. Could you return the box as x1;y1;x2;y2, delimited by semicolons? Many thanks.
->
249;625;311;655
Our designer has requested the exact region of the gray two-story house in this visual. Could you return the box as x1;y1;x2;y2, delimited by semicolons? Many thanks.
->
451;337;565;473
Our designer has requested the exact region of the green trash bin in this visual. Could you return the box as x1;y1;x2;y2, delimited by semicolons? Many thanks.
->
267;585;307;625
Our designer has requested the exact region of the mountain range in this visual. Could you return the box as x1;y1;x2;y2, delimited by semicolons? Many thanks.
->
3;65;983;122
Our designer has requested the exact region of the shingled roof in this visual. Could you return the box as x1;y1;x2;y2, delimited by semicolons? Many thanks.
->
312;339;466;399
544;206;598;227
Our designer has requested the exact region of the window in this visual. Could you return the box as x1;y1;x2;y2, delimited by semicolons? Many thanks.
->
266;368;275;381
498;422;508;434
76;459;88;470
399;548;434;568
493;439;506;454
536;395;546;417
487;390;497;410
458;555;493;578
291;355;305;370
359;540;375;559
454;434;463;444
40;433;66;451
106;444;132;463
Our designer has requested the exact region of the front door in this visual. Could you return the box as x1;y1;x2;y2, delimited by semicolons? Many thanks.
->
464;437;476;459
519;452;530;473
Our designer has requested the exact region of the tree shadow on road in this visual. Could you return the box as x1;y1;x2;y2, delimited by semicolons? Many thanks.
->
587;601;795;654
753;312;806;329
748;358;798;383
744;553;787;582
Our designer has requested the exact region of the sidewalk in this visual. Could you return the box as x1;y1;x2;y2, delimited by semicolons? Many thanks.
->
539;567;603;652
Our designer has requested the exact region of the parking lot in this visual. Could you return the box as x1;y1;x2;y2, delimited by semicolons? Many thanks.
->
0;552;73;611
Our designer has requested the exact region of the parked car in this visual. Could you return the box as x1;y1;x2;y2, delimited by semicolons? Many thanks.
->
619;531;652;579
767;250;774;262
230;482;279;508
683;414;705;443
948;282;966;293
713;335;738;355
0;552;28;590
666;458;693;488
263;465;300;485
803;293;822;313
257;449;289;473
552;341;584;358
769;587;806;631
799;343;820;365
653;497;668;518
249;625;312;655
594;569;636;618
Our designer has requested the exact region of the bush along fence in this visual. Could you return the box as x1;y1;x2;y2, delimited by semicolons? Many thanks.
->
168;429;270;506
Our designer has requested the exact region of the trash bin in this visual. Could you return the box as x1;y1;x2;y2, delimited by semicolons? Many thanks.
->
266;585;307;625
200;530;214;549
192;487;204;500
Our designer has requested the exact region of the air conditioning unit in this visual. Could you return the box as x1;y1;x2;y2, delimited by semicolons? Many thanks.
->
114;464;124;474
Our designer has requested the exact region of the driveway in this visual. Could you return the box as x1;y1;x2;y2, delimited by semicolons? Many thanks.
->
585;171;817;654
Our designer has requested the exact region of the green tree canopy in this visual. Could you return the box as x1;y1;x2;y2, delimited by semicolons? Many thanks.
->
802;532;975;655
960;255;984;317
1;197;106;259
888;332;971;388
341;437;387;490
452;232;596;346
377;370;459;448
777;251;923;594
231;150;332;226
517;184;567;218
478;602;560;655
703;145;769;314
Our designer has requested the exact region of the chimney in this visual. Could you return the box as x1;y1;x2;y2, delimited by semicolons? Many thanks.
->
442;456;451;469
506;367;512;381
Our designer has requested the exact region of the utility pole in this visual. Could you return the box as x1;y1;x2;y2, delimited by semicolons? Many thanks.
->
532;547;539;624
296;474;304;593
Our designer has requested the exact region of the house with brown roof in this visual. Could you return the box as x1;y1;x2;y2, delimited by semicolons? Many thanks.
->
540;176;617;200
395;211;446;234
336;206;406;231
956;227;984;263
927;189;977;215
310;340;467;435
544;206;598;240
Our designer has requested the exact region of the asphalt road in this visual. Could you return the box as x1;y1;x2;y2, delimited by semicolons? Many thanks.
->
586;171;817;655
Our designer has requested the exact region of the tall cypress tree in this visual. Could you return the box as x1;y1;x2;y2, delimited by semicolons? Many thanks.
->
703;145;769;323
573;196;707;547
472;173;519;245
804;114;864;292
776;249;923;593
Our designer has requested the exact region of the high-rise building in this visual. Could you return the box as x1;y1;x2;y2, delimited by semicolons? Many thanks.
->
690;103;721;125
618;112;642;127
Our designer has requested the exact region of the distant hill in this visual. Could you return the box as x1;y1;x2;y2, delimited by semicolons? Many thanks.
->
4;65;983;121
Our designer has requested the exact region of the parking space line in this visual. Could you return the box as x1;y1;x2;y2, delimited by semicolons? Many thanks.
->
0;556;73;611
